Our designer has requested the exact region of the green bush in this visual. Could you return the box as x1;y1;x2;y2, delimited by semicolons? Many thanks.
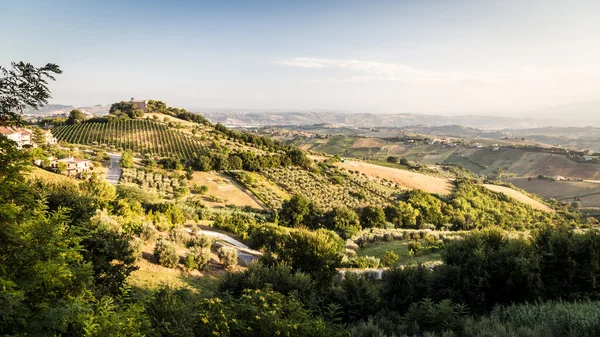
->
183;253;196;271
154;239;179;268
407;240;422;253
218;246;238;268
381;250;399;267
139;222;157;241
188;233;215;249
219;263;316;304
169;227;191;245
352;255;381;269
190;246;211;270
402;299;468;335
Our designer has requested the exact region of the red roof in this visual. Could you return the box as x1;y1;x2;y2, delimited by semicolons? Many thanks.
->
0;126;20;135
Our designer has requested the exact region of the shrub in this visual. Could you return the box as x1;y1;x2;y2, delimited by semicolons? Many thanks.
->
183;253;196;271
352;255;380;269
218;246;238;268
360;206;386;228
130;236;144;261
188;246;211;271
154;239;179;268
219;263;316;303
407;240;422;253
189;233;215;249
381;250;399;267
197;185;209;194
402;299;467;335
139;222;157;241
169;227;191;245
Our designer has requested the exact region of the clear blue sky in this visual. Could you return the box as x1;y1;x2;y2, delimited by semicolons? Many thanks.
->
2;0;599;115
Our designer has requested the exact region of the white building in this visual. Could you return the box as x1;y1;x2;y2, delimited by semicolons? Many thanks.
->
50;156;90;176
0;127;57;148
0;127;23;147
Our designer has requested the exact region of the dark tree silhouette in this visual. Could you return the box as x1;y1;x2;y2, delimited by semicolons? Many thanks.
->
0;62;62;125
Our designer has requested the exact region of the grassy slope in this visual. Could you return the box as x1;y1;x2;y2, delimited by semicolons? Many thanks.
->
358;241;442;266
27;166;80;185
483;184;554;212
335;159;453;194
187;171;265;210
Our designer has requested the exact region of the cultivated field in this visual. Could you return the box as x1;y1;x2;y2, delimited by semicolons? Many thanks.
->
508;177;600;207
335;160;453;194
188;172;265;210
352;137;387;149
482;184;554;212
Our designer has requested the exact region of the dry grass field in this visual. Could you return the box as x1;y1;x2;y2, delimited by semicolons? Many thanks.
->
352;137;387;148
27;166;80;185
508;177;600;207
188;172;265;210
482;184;554;212
335;160;453;194
127;241;222;294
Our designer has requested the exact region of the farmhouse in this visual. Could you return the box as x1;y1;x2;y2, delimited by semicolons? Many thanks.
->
0;127;23;147
50;156;90;176
0;127;56;148
130;97;148;112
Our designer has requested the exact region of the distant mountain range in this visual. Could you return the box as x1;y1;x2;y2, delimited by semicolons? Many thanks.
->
200;111;600;129
22;104;110;117
26;100;600;129
525;100;600;120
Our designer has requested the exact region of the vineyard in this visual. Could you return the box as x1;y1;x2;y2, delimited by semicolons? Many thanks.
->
120;168;187;198
259;166;398;211
52;119;207;159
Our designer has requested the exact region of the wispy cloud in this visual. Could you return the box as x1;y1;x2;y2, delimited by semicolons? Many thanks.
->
277;57;600;84
277;57;500;83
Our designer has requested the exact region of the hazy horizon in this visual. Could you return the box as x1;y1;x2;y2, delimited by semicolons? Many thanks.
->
3;0;599;117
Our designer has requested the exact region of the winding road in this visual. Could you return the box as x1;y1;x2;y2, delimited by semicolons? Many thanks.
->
105;153;122;185
191;229;262;266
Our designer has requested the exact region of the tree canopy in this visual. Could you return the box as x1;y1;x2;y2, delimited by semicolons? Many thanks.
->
109;101;144;119
65;109;86;125
0;62;61;125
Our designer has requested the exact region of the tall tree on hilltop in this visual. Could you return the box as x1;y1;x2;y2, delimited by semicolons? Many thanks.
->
65;109;86;125
0;62;61;125
109;101;144;119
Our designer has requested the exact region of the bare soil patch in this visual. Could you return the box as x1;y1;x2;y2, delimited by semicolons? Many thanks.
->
188;172;265;210
336;160;453;194
482;184;554;212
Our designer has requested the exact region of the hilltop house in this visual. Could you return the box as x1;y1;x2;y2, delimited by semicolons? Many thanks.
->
50;156;90;176
0;127;55;148
130;98;148;112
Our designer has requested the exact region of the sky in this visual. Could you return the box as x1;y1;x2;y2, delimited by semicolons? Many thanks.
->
2;0;600;116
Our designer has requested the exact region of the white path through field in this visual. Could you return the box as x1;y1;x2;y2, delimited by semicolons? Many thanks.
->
105;153;122;185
